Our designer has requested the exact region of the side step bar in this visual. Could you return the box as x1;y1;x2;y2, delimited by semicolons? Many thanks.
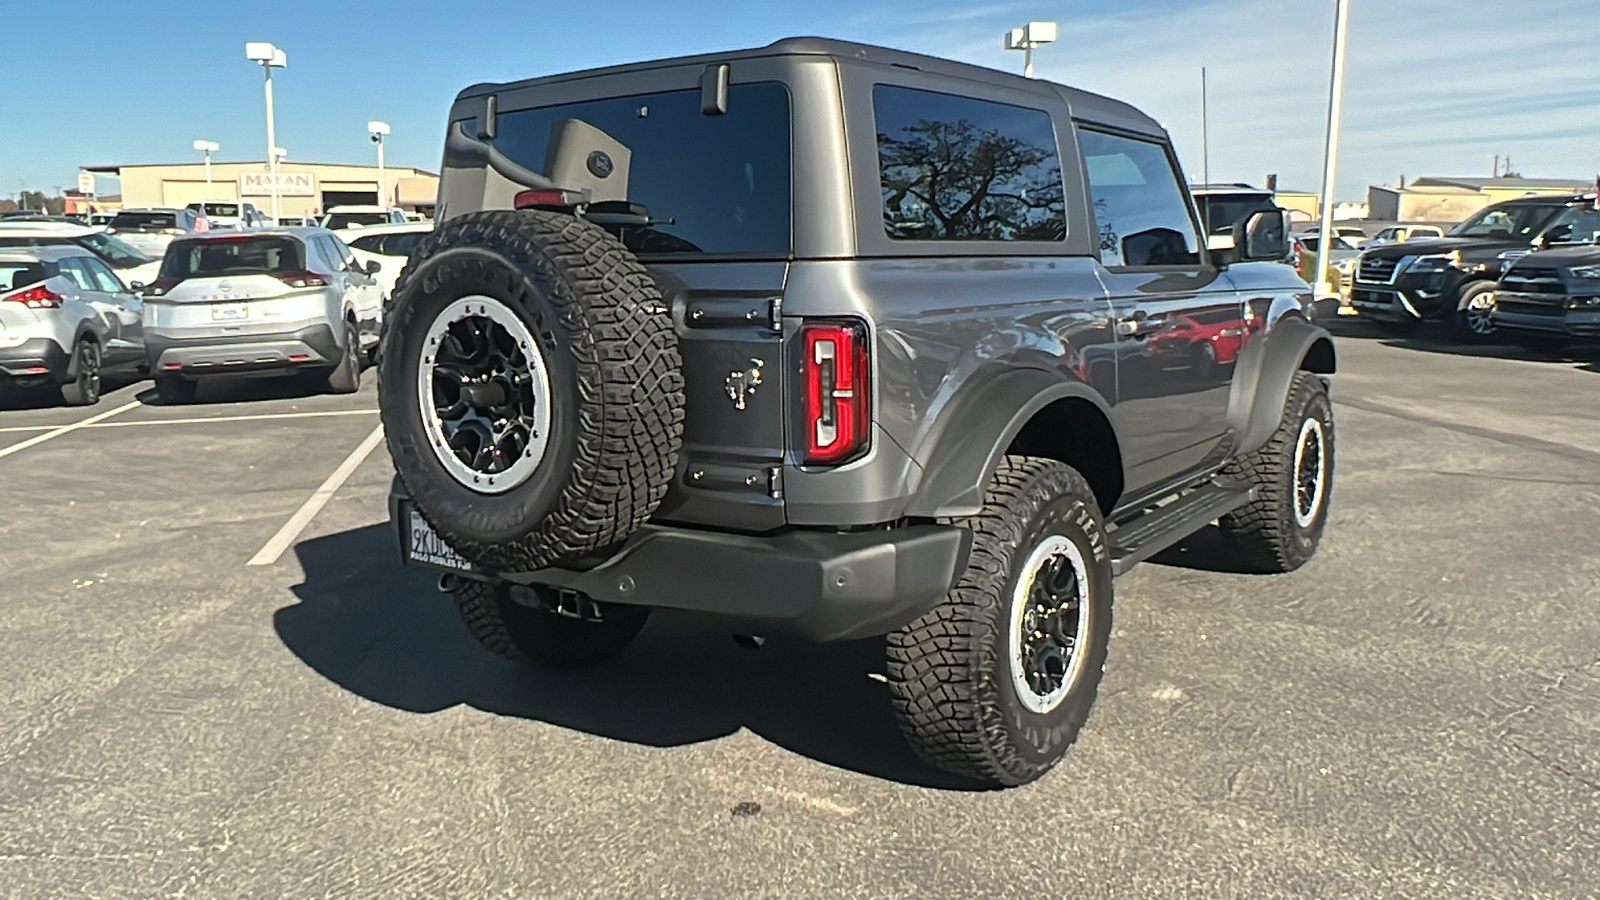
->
1106;482;1256;576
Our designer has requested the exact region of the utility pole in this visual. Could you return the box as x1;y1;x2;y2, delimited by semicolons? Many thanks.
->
245;43;287;222
1314;0;1351;301
1004;21;1058;78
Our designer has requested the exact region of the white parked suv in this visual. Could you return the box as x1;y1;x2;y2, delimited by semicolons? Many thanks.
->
341;221;432;301
107;207;211;259
320;206;408;230
140;228;383;403
0;246;146;406
0;221;163;288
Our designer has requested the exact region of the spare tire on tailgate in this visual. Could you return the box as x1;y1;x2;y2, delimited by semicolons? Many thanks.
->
379;209;684;570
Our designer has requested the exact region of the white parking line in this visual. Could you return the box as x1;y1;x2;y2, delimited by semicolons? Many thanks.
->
0;401;142;460
0;408;376;435
247;424;387;567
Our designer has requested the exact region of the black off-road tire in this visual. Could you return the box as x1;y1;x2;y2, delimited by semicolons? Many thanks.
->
1216;371;1335;573
153;374;197;405
886;456;1114;787
452;579;649;670
59;338;101;406
1450;281;1498;341
379;209;684;571
324;320;363;394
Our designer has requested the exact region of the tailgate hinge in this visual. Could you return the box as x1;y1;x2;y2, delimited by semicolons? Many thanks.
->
767;466;784;499
767;296;783;332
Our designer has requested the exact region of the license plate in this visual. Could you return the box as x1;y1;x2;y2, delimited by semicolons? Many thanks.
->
406;508;473;572
211;303;248;321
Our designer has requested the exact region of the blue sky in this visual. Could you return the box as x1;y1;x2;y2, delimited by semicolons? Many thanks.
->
1;0;1595;202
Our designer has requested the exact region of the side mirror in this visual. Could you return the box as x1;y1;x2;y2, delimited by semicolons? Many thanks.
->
1229;209;1289;263
364;259;382;275
129;281;145;292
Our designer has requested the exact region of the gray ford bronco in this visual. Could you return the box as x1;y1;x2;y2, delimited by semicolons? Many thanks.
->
379;38;1336;787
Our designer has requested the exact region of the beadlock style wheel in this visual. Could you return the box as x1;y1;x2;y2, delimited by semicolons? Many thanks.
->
1292;416;1328;529
1009;535;1092;715
416;295;553;495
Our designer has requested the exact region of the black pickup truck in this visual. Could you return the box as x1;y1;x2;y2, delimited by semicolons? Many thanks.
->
377;38;1337;787
1350;193;1597;338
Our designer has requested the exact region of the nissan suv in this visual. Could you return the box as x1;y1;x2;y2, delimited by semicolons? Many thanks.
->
376;38;1337;788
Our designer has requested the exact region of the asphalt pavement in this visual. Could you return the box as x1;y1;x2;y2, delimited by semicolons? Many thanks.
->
1;325;1597;899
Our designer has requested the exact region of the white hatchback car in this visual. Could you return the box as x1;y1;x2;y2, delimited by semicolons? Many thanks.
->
342;221;432;301
140;228;383;403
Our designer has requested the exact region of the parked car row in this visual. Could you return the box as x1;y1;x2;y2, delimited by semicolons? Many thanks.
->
0;222;431;407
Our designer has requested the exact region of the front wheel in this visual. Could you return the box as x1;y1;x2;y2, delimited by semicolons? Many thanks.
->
887;457;1114;787
1216;371;1335;572
324;320;362;394
451;579;649;670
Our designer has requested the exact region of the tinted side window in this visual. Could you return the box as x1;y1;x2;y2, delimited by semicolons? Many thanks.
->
1079;130;1201;267
382;232;425;257
348;234;383;253
82;256;125;292
58;258;97;290
873;85;1065;242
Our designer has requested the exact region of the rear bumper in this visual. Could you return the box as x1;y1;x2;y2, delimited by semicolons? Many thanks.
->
389;481;970;642
146;322;340;376
0;338;69;382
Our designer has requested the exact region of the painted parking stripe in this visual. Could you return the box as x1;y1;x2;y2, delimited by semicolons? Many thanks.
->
0;401;142;460
0;408;376;435
247;424;387;567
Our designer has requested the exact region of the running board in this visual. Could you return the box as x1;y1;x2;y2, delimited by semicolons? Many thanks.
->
1107;482;1256;576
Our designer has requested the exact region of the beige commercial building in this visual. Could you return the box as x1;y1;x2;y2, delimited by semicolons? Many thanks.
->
82;160;440;219
1367;176;1592;224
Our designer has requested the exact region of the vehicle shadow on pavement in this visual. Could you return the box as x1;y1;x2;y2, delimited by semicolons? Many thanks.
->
275;523;981;790
132;372;358;407
1145;524;1259;574
0;374;144;410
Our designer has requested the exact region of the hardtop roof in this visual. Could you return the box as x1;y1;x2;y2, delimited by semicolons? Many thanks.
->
455;36;1163;137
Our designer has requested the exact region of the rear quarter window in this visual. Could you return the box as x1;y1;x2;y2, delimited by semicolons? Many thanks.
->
872;85;1066;242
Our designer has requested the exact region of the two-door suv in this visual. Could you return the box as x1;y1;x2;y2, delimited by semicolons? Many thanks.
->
379;39;1337;787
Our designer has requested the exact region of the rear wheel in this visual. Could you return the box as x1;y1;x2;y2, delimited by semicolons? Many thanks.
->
451;578;649;669
59;339;101;406
887;457;1113;787
324;320;362;394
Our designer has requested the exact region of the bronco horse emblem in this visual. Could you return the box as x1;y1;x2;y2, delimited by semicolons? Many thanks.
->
724;359;764;410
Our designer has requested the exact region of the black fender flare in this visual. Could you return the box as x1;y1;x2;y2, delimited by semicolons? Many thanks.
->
1227;314;1336;457
904;368;1119;519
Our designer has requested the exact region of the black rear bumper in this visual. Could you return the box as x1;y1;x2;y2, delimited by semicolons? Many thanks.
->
390;481;970;642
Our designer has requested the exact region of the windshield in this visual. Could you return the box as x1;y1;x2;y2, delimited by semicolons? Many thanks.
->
76;232;154;267
1448;204;1563;239
160;236;304;278
322;212;391;229
110;212;178;232
1538;207;1600;245
1198;196;1276;235
482;82;792;256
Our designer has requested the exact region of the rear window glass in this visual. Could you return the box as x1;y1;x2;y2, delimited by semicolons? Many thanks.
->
487;82;792;256
161;237;304;278
202;204;241;217
873;85;1066;242
0;262;48;292
322;212;391;229
110;212;178;231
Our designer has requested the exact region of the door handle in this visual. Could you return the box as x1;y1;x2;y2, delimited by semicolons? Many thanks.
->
1116;315;1163;337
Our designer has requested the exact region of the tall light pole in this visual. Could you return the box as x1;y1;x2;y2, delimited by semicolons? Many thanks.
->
245;42;287;223
367;121;391;208
192;140;218;195
1314;0;1351;300
1004;21;1057;78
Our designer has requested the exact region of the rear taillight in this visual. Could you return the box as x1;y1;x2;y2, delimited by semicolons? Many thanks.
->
142;277;181;297
514;188;587;210
800;320;870;466
275;271;330;288
2;284;63;308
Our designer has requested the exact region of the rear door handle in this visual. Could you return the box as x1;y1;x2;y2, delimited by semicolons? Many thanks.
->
1116;316;1163;337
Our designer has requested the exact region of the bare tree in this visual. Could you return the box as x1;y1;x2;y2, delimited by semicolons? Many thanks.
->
879;119;1064;241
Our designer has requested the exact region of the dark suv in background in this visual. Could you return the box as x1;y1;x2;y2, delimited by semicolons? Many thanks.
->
1350;193;1595;338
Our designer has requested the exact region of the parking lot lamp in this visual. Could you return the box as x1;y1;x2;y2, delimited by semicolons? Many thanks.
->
1314;0;1350;300
1004;21;1057;78
192;140;218;194
368;121;391;208
245;42;287;223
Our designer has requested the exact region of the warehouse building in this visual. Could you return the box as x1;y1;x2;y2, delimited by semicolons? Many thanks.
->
80;160;440;219
1367;176;1592;224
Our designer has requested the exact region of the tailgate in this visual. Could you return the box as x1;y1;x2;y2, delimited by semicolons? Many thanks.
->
649;260;788;531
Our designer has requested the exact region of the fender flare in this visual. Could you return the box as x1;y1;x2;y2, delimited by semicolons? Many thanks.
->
904;368;1118;519
1228;314;1336;457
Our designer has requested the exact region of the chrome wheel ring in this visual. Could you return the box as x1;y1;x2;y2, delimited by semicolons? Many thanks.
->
1465;291;1497;335
1292;416;1327;529
417;295;552;494
1009;535;1092;715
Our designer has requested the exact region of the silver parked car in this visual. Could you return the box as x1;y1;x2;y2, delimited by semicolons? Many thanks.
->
140;228;383;403
106;207;211;260
0;246;146;405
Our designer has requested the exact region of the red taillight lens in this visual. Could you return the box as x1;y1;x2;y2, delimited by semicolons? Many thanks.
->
514;188;586;210
142;277;181;296
2;284;64;308
801;320;870;466
274;271;330;288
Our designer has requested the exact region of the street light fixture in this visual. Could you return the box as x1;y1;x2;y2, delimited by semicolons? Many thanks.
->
1004;21;1057;78
367;120;391;209
244;41;287;222
192;140;219;194
1313;0;1351;301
